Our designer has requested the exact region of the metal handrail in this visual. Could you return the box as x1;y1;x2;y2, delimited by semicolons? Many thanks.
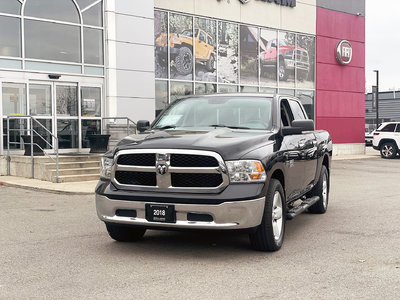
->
101;117;137;136
6;116;59;183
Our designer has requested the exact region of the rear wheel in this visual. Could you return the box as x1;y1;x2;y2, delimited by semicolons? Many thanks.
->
105;223;146;242
380;142;397;159
307;165;329;214
249;179;286;252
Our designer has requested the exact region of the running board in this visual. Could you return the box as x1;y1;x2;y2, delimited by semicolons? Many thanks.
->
286;196;320;220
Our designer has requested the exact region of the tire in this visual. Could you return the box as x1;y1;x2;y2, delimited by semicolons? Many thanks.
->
249;179;286;252
206;54;215;72
105;223;146;242
380;142;397;159
278;57;288;81
307;165;329;214
175;47;193;75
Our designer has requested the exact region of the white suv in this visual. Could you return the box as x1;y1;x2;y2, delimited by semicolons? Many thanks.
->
372;122;400;159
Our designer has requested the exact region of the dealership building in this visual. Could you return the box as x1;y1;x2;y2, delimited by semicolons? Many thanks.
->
0;0;365;155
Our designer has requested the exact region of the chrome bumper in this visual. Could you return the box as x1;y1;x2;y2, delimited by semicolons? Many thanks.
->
96;194;265;230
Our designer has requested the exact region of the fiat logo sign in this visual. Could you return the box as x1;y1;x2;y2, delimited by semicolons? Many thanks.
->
335;40;352;65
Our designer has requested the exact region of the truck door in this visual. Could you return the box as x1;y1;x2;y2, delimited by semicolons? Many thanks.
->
280;99;306;201
288;99;318;190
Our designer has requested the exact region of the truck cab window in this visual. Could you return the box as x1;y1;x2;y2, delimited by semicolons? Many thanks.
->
289;100;306;120
280;99;294;126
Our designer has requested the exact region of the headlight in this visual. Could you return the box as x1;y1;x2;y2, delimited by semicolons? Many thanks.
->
226;160;266;183
100;157;114;179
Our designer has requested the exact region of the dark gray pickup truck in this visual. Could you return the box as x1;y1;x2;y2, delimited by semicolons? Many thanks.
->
96;94;332;251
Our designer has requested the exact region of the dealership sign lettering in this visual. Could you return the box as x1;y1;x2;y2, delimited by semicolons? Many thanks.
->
335;40;352;65
229;0;297;8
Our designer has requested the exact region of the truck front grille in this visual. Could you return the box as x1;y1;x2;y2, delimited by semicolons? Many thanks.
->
115;171;156;186
112;149;229;193
296;50;309;64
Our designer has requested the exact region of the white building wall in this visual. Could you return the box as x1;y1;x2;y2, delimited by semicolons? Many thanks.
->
105;0;155;123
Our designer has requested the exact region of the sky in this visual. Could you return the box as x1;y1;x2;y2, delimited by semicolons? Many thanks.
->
365;0;400;93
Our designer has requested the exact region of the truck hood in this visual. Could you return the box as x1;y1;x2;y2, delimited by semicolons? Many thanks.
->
114;128;275;160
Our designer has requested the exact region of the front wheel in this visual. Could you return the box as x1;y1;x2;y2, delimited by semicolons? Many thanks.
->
175;47;193;75
105;223;146;242
249;179;286;252
380;142;397;159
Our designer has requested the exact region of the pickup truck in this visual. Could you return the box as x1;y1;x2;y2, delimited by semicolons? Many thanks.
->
96;94;332;251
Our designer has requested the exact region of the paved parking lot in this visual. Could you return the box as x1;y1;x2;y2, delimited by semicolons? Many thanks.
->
1;156;400;299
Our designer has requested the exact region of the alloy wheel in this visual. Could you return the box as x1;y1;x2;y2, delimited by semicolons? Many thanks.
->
272;191;283;241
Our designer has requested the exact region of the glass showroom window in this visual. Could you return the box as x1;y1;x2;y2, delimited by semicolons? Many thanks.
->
153;10;316;120
25;20;81;63
0;1;21;15
0;0;105;74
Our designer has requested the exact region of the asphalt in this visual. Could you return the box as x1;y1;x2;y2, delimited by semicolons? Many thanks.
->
0;147;381;194
0;152;399;299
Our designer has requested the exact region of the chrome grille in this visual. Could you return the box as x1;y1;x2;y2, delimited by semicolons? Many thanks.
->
111;149;229;193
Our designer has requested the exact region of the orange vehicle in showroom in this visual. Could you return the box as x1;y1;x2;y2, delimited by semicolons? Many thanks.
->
155;29;216;75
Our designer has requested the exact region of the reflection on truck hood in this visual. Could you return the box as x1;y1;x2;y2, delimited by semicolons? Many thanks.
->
115;128;275;160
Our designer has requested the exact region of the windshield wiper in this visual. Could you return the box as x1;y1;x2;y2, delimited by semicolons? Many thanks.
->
209;124;250;130
153;125;177;130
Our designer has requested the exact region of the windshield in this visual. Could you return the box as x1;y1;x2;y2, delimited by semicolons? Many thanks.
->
153;96;273;130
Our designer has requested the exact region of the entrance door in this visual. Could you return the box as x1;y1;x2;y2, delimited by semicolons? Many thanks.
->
1;80;103;154
55;83;79;149
27;81;102;151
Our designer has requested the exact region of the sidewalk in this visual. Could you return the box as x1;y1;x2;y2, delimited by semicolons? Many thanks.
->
0;176;97;195
0;148;381;194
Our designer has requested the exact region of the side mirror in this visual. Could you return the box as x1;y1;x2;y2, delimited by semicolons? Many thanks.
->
282;120;314;136
137;120;150;133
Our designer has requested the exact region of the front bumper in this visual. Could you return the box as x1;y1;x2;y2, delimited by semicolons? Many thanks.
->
96;194;265;230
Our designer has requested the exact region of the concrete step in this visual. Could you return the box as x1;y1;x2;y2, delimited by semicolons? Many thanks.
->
54;174;100;183
44;161;100;170
54;155;102;163
49;167;100;176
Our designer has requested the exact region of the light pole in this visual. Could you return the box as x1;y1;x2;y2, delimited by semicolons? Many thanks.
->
374;70;379;129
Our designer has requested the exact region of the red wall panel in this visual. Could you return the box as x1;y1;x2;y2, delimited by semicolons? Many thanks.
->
317;7;365;42
316;90;364;118
316;63;364;93
316;117;365;144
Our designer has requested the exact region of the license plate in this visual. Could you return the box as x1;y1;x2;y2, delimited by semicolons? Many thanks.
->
145;204;176;223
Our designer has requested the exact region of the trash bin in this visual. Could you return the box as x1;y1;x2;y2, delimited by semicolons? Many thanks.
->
21;135;46;156
88;134;111;153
